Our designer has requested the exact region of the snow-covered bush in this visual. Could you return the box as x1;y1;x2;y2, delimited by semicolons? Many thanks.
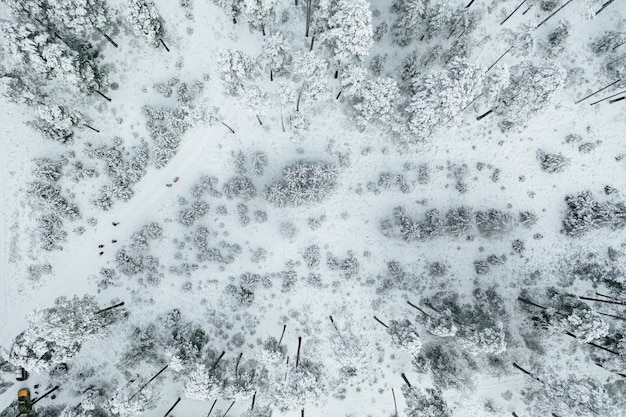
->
126;0;165;47
223;176;256;200
475;209;516;237
191;175;219;198
562;191;626;236
444;206;474;237
327;252;359;279
28;181;80;220
265;161;339;207
537;150;570;173
179;201;211;226
251;151;267;176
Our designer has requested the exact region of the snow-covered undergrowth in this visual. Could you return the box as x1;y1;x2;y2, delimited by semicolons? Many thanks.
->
0;0;625;416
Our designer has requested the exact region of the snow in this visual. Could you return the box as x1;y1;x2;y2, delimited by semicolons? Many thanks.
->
0;0;625;416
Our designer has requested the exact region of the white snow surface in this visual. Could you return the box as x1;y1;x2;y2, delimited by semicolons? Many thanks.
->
0;0;625;416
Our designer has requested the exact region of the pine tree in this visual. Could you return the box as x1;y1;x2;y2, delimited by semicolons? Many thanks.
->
30;103;84;143
402;385;451;417
7;295;109;371
354;76;399;126
1;22;107;93
212;0;245;23
323;0;373;69
495;59;566;130
406;58;482;141
293;51;331;103
339;65;367;98
391;0;426;46
243;0;278;35
184;363;225;400
45;0;111;36
126;0;165;47
387;319;422;356
218;49;259;95
263;32;292;78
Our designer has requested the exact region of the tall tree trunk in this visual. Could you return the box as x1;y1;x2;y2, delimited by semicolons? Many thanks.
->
535;0;574;29
295;336;302;367
163;398;181;417
500;0;526;25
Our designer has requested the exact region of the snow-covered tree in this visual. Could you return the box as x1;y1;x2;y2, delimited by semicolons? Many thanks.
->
339;65;367;98
391;0;426;46
0;71;40;105
522;371;619;416
184;363;225;400
211;0;245;23
241;405;272;417
264;160;339;206
1;22;107;93
562;191;626;236
271;359;325;411
243;0;278;35
495;59;566;130
459;320;506;355
406;58;482;141
424;0;455;39
6;295;109;371
263;32;292;77
425;309;459;337
505;22;536;57
108;385;156;417
402;385;451;417
323;0;373;69
354;76;399;126
218;49;258;95
558;308;609;342
45;0;111;36
483;64;509;102
126;0;165;47
294;51;331;103
387;319;422;356
30;103;84;143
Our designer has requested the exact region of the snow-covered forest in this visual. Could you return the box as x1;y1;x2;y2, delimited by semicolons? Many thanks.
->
0;0;625;416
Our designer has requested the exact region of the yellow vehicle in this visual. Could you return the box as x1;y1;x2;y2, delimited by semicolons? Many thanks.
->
17;388;31;414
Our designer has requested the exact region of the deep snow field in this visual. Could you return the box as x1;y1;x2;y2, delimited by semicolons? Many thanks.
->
1;0;626;416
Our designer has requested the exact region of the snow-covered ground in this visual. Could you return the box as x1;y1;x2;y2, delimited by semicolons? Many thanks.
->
1;0;625;416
